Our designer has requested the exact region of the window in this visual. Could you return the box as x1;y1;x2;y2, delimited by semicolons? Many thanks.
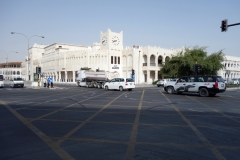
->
0;75;3;80
126;78;134;82
216;76;224;82
197;76;205;82
111;56;113;64
207;76;214;82
118;57;120;64
179;77;188;82
110;79;116;82
114;56;117;64
188;76;196;82
14;78;23;81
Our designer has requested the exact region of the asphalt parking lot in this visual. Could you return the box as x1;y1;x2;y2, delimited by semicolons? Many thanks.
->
0;84;240;160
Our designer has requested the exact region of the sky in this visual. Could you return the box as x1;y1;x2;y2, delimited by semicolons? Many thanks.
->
0;0;239;63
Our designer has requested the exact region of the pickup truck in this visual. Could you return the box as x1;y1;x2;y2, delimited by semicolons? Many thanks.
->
9;78;24;88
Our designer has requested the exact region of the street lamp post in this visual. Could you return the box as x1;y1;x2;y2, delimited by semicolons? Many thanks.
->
138;51;140;84
0;50;18;79
11;32;44;81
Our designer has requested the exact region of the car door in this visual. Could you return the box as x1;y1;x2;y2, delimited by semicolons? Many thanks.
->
175;77;188;92
108;78;116;89
114;78;121;89
186;76;198;92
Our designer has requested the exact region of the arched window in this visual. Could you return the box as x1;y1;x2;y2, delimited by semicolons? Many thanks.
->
150;55;156;66
17;71;20;75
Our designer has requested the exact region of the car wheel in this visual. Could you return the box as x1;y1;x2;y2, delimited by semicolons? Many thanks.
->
199;88;209;97
167;86;174;94
105;86;108;91
119;86;123;91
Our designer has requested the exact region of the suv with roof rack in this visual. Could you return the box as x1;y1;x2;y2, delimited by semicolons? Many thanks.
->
164;75;226;97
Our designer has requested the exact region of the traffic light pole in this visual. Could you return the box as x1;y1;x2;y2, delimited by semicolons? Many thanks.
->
227;22;240;27
221;19;240;32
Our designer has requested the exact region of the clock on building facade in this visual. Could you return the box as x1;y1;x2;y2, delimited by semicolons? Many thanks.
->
102;36;107;46
112;36;120;46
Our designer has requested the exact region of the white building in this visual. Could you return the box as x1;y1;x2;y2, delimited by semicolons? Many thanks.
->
218;55;240;80
0;62;22;80
20;29;240;84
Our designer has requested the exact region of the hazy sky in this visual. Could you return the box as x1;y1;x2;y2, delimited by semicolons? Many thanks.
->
0;0;239;63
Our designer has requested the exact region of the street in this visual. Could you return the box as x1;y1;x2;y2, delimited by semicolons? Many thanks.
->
0;84;240;160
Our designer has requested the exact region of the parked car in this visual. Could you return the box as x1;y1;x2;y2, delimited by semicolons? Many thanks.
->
104;78;135;91
164;75;226;97
227;78;240;85
157;80;164;87
156;78;178;87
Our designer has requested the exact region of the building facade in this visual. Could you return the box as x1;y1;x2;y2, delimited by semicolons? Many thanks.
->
218;55;240;80
0;62;22;80
20;29;240;84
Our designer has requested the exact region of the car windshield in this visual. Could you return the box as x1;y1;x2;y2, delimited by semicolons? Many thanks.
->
216;76;224;82
14;78;23;81
126;78;134;82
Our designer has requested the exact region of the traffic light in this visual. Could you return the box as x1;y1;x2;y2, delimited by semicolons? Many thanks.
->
221;19;228;32
197;64;201;74
36;67;41;74
132;69;135;75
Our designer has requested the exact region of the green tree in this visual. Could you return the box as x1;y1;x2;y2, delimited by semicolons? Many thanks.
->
159;47;225;78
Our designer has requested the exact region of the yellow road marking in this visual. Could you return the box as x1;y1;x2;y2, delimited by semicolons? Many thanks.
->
159;91;226;160
0;99;75;160
125;90;144;160
28;91;110;123
7;88;81;105
16;90;91;110
214;97;240;107
187;96;240;124
51;137;240;150
225;95;240;100
56;92;126;145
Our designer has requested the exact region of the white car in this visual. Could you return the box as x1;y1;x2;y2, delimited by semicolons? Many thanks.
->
164;75;226;97
157;78;177;87
104;78;135;91
9;78;24;88
232;78;240;85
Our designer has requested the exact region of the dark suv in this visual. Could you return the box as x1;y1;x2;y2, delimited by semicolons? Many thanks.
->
164;75;226;97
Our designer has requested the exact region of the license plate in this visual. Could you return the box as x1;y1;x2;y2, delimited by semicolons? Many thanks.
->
130;83;132;85
221;84;224;87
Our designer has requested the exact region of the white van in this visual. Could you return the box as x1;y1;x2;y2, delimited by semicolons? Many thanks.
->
104;78;135;91
0;75;4;88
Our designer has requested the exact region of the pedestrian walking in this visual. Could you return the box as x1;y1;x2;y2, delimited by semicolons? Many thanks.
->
49;77;53;88
47;77;50;88
43;77;47;87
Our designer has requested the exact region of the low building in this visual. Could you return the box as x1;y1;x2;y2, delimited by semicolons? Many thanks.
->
0;62;22;80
